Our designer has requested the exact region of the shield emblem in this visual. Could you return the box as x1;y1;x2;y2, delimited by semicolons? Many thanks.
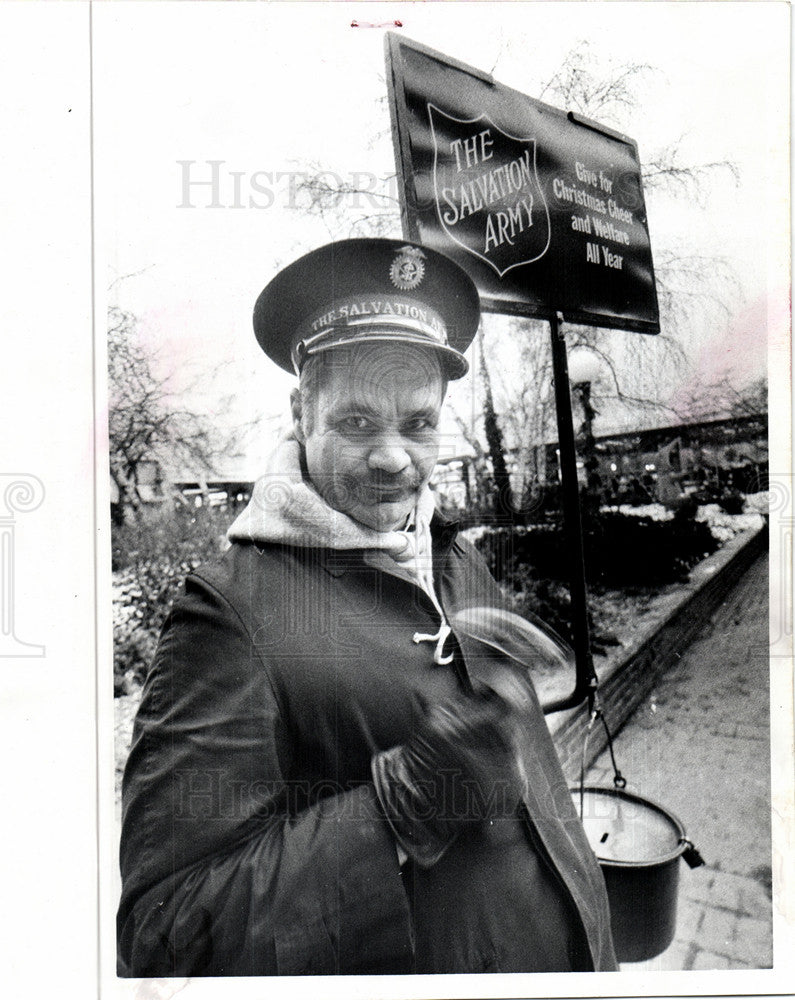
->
428;104;551;278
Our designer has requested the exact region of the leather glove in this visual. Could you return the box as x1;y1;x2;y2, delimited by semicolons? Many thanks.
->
371;686;526;868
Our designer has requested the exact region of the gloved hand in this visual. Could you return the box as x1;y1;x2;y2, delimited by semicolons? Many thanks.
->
371;686;526;868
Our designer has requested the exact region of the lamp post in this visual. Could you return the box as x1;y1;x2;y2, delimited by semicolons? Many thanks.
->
567;347;604;519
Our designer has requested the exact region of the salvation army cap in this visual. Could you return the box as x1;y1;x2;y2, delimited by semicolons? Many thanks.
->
253;238;481;379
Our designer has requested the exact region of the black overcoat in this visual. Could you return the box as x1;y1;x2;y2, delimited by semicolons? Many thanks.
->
118;517;617;975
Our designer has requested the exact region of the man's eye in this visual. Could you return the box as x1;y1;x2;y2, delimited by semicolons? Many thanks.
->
404;418;435;433
340;416;371;432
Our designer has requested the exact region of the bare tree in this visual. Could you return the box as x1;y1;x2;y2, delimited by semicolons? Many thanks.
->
107;306;236;522
289;159;401;240
671;372;768;423
477;330;515;516
537;43;657;125
539;42;739;191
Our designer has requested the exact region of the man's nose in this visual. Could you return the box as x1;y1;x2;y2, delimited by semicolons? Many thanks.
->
367;439;411;475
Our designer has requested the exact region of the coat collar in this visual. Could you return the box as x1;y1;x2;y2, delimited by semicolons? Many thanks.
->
321;509;460;579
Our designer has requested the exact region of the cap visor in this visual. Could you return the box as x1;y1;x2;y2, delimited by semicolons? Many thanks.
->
305;332;469;379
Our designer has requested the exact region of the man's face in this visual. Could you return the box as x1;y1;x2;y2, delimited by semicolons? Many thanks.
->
293;342;445;532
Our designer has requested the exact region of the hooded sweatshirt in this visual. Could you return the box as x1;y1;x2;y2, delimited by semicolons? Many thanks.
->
227;436;453;664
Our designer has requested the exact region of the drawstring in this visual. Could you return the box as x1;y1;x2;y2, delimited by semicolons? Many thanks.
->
400;507;454;665
410;551;454;666
413;622;454;665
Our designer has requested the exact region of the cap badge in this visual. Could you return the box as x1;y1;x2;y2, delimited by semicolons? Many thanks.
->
390;245;426;291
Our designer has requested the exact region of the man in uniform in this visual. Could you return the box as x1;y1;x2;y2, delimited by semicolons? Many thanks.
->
117;238;617;976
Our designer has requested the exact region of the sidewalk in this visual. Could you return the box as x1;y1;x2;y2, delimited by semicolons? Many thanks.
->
580;550;772;970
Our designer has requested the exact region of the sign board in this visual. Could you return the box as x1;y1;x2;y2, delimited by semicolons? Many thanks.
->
385;34;660;335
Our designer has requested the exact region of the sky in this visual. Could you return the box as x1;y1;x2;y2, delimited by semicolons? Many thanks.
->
94;1;789;470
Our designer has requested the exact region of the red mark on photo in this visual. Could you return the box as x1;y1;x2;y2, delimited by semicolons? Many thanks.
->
351;20;403;29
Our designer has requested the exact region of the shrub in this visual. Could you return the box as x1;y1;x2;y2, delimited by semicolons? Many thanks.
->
507;567;621;656
471;505;719;590
719;489;745;516
111;503;231;694
507;569;574;644
587;508;719;586
112;501;231;572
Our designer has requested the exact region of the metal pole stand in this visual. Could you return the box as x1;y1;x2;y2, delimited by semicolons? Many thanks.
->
543;314;598;713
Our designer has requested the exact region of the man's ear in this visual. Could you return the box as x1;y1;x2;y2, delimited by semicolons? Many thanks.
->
290;387;306;445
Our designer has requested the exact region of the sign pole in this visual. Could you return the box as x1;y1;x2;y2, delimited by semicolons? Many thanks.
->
544;313;598;713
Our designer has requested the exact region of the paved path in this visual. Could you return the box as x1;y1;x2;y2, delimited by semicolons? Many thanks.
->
582;550;772;970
